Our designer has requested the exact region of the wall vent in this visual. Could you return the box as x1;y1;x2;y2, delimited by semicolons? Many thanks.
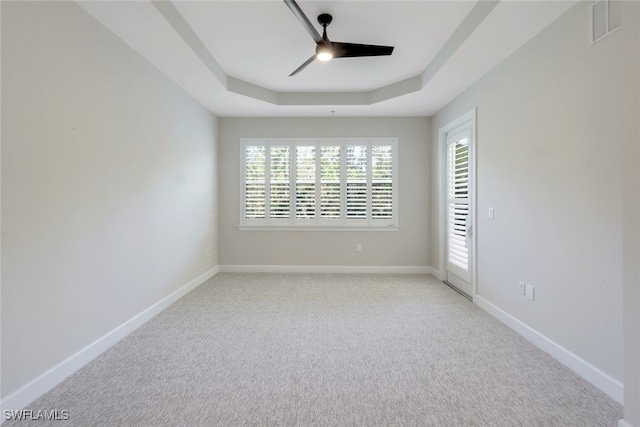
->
590;0;621;44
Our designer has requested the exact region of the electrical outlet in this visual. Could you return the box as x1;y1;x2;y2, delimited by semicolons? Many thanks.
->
356;243;362;252
488;207;495;219
525;284;535;300
518;281;525;295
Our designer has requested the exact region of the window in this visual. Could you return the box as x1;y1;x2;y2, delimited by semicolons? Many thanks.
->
240;138;398;230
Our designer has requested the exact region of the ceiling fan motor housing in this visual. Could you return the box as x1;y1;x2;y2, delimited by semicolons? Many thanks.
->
318;13;333;27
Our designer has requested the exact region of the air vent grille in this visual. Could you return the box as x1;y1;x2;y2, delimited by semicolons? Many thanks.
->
608;0;621;31
590;0;621;44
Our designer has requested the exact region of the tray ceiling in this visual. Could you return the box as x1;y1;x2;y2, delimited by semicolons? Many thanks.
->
78;1;578;117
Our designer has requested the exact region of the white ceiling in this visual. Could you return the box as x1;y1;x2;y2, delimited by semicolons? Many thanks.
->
173;1;476;92
77;0;578;117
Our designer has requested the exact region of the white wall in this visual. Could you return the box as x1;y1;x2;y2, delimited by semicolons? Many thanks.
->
621;3;640;425
219;117;430;270
431;0;638;404
1;1;218;400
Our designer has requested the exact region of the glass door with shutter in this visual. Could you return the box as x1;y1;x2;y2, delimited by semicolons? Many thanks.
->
445;126;473;297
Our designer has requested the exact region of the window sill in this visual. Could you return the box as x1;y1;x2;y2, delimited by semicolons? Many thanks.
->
238;225;400;232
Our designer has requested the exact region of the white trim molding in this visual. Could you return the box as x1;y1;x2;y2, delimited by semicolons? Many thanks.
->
618;420;634;427
429;267;445;281
220;265;433;275
238;225;400;232
1;267;219;413
438;108;478;298
475;295;624;404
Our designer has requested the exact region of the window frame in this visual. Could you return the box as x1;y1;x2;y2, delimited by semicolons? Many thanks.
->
239;138;399;231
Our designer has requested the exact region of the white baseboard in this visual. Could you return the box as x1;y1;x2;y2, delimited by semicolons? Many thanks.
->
475;295;624;404
1;266;219;412
219;265;433;274
618;420;634;427
429;267;444;280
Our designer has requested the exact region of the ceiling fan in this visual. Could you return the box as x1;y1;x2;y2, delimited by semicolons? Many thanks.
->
284;0;394;76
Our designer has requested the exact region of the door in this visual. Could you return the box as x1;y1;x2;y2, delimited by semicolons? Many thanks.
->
445;126;473;297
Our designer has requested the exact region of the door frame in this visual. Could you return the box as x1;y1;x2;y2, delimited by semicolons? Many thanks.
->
438;108;477;300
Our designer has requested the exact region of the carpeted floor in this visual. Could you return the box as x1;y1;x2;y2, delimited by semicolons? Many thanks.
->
7;273;622;426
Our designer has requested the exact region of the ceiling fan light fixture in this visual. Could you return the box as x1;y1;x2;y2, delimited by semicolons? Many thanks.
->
316;45;333;61
317;51;333;61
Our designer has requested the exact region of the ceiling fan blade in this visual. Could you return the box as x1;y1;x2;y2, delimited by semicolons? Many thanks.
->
289;54;317;76
332;42;394;58
284;0;322;44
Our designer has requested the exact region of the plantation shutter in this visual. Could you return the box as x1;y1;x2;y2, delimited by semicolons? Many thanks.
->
270;145;290;219
244;145;266;219
446;128;471;280
320;145;341;219
296;145;316;219
346;145;367;220
241;138;397;228
371;145;393;219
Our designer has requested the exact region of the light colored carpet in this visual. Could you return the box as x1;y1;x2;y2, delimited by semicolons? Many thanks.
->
8;273;622;426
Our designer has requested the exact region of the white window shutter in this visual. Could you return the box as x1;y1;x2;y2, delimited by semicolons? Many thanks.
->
320;145;341;219
371;145;393;219
269;145;290;219
244;145;266;219
241;138;397;228
346;145;367;220
295;145;316;219
447;138;470;271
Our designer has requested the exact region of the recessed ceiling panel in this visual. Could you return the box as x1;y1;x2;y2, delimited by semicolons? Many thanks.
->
79;0;579;117
173;1;477;92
